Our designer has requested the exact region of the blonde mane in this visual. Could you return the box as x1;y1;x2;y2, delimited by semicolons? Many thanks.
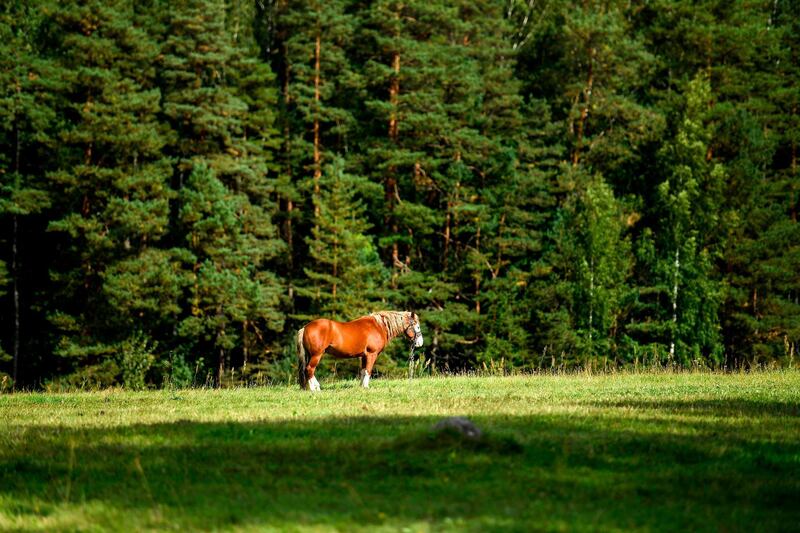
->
370;310;411;340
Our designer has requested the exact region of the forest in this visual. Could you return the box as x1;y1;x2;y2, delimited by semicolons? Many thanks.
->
0;0;798;389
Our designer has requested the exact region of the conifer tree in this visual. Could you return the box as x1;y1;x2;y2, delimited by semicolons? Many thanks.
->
723;0;800;366
517;0;663;184
298;158;386;319
361;0;463;272
454;3;560;368
159;0;285;383
177;165;283;385
275;0;358;204
358;1;538;368
269;0;362;308
0;1;53;385
40;0;175;384
713;0;800;366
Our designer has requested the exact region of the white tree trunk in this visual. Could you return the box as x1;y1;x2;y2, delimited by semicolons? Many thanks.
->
588;256;594;357
669;247;680;362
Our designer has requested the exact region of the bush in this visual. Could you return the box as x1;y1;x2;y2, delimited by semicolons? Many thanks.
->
117;333;156;390
163;350;194;389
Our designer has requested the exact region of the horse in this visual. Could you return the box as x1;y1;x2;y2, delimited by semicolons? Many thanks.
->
296;310;423;391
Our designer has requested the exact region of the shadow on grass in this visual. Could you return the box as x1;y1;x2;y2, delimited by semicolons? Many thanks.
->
2;408;800;531
586;398;800;418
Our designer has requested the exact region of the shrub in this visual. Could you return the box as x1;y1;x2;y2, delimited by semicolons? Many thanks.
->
117;333;156;390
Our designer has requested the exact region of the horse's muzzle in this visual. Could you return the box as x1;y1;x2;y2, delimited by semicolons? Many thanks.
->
415;335;424;347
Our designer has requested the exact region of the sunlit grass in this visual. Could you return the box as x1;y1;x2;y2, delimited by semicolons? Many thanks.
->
2;372;799;531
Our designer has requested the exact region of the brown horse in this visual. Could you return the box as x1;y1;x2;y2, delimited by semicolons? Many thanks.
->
296;311;423;390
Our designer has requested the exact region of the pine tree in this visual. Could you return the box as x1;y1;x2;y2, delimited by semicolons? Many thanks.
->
159;0;285;384
39;0;175;385
357;1;539;369
716;1;800;366
298;158;387;319
177;165;284;385
517;0;664;186
453;3;559;369
275;0;359;205
269;0;362;310
0;0;53;386
361;0;465;274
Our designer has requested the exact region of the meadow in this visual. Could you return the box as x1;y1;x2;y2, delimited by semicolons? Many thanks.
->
1;372;799;532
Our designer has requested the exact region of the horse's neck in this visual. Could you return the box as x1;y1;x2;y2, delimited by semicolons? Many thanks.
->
370;311;406;340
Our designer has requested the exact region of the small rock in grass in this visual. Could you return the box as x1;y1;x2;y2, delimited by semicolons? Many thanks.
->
432;416;483;440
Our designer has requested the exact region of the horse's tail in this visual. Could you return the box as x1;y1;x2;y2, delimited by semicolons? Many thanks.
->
296;327;307;389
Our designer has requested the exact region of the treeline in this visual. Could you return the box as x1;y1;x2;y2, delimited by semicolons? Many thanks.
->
1;0;798;389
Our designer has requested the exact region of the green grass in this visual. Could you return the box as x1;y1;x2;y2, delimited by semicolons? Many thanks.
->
1;372;799;532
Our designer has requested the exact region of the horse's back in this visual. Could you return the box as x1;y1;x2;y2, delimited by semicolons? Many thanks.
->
305;317;333;330
303;316;382;356
306;316;375;333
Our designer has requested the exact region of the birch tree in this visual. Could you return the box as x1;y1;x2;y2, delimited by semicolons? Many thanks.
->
651;74;724;365
545;173;632;367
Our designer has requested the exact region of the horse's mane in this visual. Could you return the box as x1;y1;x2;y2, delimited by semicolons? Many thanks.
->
369;310;409;340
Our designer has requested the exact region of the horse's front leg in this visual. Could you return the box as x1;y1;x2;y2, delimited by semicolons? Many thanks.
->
359;351;378;388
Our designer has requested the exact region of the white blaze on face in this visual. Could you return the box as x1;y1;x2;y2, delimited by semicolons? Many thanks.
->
414;322;423;347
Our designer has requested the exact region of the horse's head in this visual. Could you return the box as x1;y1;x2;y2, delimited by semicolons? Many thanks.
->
404;312;424;347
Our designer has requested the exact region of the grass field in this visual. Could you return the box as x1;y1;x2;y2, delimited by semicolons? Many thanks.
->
1;372;799;532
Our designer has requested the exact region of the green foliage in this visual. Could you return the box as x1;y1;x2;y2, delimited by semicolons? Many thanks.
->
0;0;799;386
158;350;194;389
532;171;632;367
117;332;156;390
177;165;284;363
648;74;724;365
298;158;387;319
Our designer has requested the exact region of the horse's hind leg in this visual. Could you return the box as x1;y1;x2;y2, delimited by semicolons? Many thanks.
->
306;351;324;391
